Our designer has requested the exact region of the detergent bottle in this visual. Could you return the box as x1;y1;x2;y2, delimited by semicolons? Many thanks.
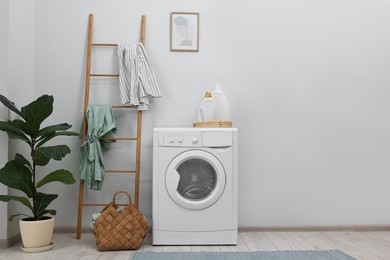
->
197;92;216;121
212;83;231;121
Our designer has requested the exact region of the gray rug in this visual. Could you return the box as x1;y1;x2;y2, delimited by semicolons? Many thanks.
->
132;250;355;260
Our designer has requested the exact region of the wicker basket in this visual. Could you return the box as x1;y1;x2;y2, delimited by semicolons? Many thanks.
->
92;191;148;251
193;121;232;128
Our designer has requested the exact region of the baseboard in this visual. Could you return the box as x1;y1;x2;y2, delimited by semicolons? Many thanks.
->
238;225;390;232
0;233;21;248
0;239;7;248
54;226;91;234
54;226;153;235
54;225;390;236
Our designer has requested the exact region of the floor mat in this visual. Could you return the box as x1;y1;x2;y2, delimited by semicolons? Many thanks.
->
131;250;355;260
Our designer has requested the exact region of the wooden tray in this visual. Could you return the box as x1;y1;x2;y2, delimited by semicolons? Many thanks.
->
193;121;232;128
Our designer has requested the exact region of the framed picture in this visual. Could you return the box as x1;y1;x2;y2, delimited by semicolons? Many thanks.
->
170;12;199;52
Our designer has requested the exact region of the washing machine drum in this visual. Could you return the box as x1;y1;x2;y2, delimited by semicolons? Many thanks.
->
165;150;226;210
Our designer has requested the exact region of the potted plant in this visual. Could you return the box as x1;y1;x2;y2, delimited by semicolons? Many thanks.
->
0;94;78;252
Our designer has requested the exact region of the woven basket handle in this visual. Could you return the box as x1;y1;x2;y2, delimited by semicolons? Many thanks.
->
112;191;132;205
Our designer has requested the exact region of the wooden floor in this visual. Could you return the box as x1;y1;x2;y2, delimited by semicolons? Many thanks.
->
1;231;390;259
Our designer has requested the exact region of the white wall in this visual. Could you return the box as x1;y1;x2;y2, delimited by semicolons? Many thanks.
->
7;0;36;237
0;0;10;241
8;0;35;104
28;0;390;228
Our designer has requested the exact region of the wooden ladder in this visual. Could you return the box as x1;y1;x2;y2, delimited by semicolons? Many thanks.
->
76;14;146;239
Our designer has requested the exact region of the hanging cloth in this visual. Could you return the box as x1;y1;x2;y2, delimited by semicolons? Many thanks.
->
117;42;161;110
79;105;117;193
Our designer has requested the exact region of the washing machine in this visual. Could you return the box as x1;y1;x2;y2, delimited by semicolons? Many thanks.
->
152;127;238;245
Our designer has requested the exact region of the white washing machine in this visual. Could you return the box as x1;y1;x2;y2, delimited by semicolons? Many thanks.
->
152;128;238;245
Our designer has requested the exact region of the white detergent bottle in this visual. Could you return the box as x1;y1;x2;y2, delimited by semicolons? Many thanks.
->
197;91;216;121
212;83;231;121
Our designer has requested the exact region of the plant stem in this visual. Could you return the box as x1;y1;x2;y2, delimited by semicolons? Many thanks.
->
30;138;37;220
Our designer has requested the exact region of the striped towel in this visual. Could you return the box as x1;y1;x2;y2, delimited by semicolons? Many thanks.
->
117;42;161;110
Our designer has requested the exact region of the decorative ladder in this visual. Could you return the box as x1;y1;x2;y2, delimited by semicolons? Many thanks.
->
76;14;146;239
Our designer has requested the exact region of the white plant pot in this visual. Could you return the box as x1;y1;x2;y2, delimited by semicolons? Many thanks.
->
19;216;54;252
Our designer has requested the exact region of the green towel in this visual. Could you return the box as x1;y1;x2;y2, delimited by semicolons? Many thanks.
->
79;105;117;193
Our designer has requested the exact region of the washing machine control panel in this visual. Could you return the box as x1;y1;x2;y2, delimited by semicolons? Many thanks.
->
160;132;202;147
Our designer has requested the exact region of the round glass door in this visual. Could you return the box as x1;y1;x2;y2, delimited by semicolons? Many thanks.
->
165;150;226;210
176;158;217;201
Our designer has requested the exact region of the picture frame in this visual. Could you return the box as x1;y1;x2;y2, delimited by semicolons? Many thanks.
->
170;12;199;52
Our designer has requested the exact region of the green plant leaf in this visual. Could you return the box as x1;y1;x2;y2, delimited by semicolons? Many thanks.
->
9;213;31;222
36;169;76;188
35;192;58;219
0;195;33;212
0;94;25;119
36;131;79;148
37;209;57;219
14;153;32;169
7;119;30;136
33;152;50;166
36;123;72;138
20;95;54;137
0;160;33;197
0;121;30;143
0;195;33;220
34;145;71;166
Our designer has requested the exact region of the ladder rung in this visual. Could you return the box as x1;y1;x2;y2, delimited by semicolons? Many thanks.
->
92;43;118;47
106;170;137;173
99;137;137;141
82;203;127;206
112;105;137;109
90;74;119;77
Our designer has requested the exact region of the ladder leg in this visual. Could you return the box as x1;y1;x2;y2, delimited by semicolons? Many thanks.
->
134;15;145;209
140;15;146;46
134;110;143;209
82;14;94;139
76;13;94;240
76;181;85;239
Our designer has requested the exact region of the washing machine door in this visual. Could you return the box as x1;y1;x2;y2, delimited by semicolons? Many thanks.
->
165;150;226;210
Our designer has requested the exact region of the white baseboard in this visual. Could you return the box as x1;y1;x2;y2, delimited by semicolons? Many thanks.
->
0;233;21;248
238;225;390;232
54;224;390;237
